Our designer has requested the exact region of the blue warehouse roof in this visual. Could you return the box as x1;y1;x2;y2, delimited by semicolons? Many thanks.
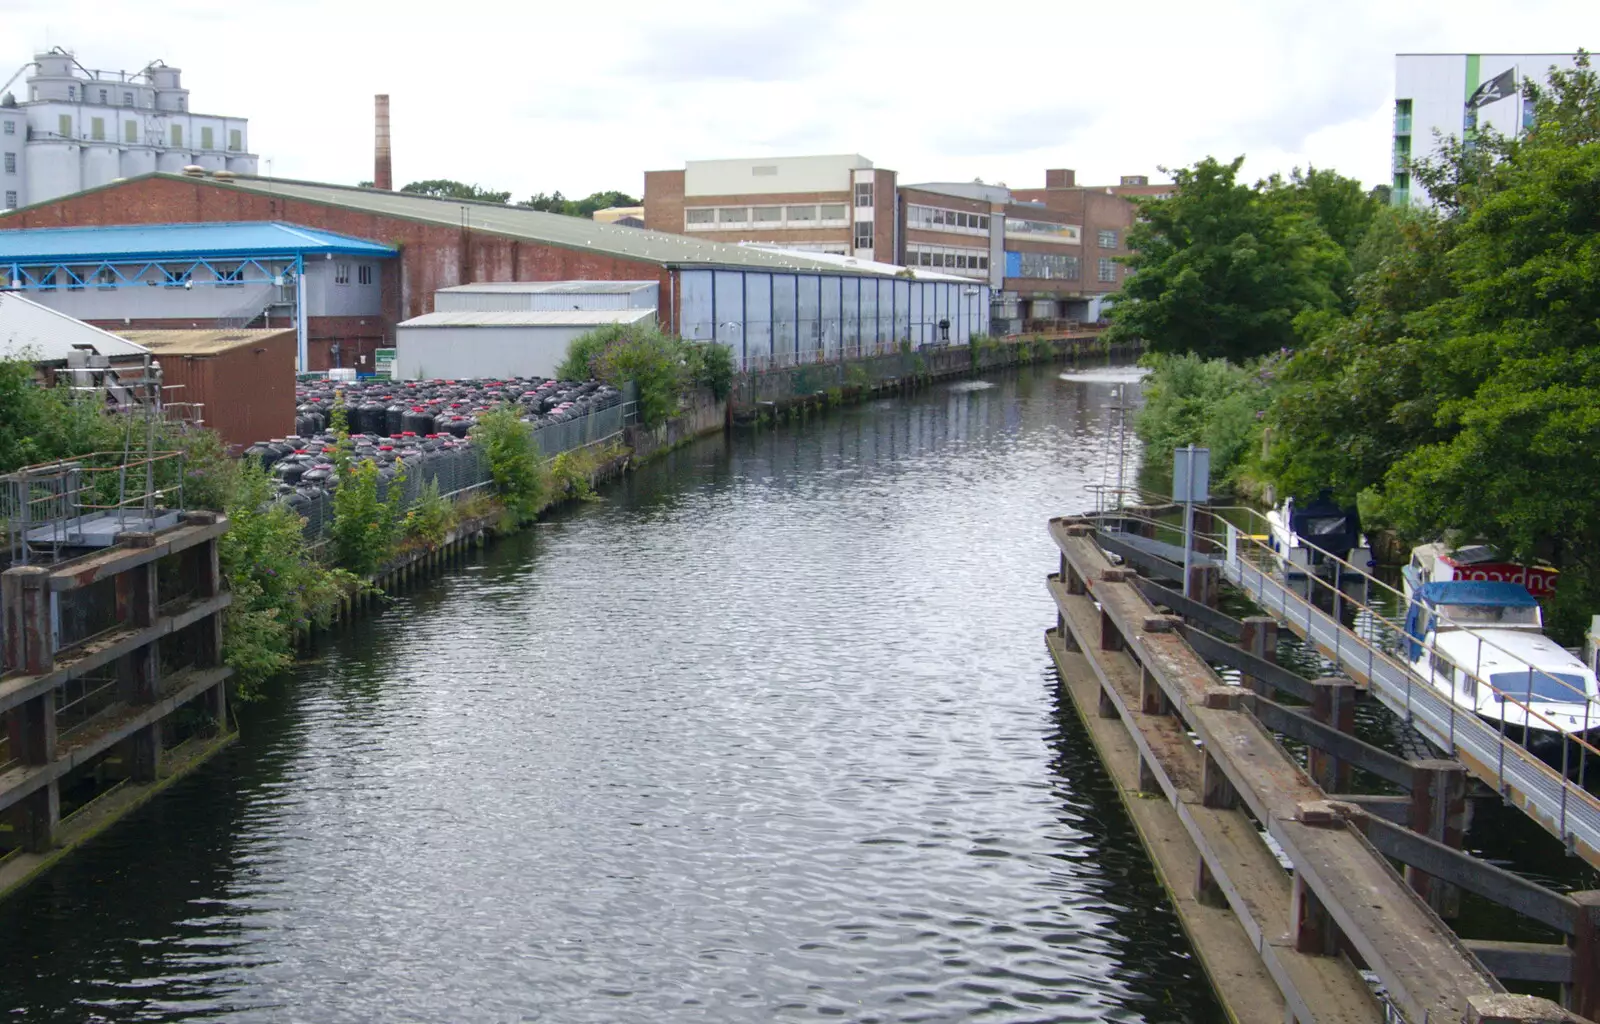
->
0;221;397;264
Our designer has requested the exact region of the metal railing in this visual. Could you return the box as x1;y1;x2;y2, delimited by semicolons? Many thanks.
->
2;449;186;566
1086;493;1600;857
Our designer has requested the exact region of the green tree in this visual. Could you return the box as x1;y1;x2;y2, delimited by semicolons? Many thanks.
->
327;404;405;574
400;179;512;204
518;189;641;217
472;406;549;522
1105;156;1345;361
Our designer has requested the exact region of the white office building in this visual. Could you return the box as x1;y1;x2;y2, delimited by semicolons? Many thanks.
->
1392;52;1580;206
0;47;258;212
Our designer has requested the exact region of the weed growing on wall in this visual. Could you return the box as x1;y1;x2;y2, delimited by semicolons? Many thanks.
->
473;406;550;522
328;403;405;575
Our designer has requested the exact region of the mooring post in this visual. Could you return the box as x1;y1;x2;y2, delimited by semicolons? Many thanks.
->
1238;617;1279;698
1406;758;1468;917
1194;859;1228;909
1187;564;1220;608
1099;607;1122;652
1566;890;1600;1019
1307;677;1358;793
1291;874;1338;956
1140;662;1169;716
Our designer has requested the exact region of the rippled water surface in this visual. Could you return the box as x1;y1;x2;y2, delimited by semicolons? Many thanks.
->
0;363;1222;1023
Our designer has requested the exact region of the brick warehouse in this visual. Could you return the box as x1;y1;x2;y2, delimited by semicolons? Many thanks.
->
0;171;989;370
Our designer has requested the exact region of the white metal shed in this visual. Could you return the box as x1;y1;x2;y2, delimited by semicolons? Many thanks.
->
394;308;656;381
432;280;659;313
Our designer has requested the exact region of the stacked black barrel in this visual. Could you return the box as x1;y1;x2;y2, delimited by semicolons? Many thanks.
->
243;376;623;537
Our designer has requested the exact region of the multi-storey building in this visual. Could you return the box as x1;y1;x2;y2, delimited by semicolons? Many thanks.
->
644;154;896;260
1391;52;1579;206
644;157;1158;328
0;47;257;212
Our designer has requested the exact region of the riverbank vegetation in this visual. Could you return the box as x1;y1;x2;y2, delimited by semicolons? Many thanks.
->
557;322;733;426
1119;52;1600;637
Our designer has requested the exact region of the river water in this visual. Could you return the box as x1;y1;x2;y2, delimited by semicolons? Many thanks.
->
0;362;1231;1023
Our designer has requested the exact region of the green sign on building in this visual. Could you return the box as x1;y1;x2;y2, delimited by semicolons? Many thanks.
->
374;347;397;379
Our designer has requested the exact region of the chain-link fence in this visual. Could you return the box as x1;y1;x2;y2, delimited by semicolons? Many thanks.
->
290;386;634;544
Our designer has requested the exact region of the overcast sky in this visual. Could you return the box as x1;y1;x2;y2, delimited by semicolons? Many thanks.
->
7;0;1595;200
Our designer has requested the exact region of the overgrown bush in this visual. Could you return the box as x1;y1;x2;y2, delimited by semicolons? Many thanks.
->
328;404;405;575
559;324;735;426
550;448;598;501
472;405;549;521
219;464;358;698
403;476;455;547
687;340;734;400
1135;352;1280;487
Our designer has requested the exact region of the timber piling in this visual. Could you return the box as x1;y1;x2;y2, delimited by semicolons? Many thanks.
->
1046;514;1593;1023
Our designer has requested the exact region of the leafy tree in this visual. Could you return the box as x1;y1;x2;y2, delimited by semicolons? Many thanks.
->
519;190;569;213
1105;156;1345;361
327;403;405;574
519;189;641;218
400;179;512;204
472;406;549;522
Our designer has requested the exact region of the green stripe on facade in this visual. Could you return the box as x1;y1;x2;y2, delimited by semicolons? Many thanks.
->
1465;54;1481;100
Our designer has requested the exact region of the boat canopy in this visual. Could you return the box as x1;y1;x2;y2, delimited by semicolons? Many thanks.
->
1416;581;1540;607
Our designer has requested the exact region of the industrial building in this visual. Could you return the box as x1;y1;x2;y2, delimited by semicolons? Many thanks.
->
0;170;985;371
0;220;397;372
0;47;257;211
396;309;656;381
644;155;1160;328
1392;53;1580;206
0;289;148;363
433;280;658;313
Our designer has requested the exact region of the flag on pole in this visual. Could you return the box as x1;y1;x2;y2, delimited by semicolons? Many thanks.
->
1467;68;1518;109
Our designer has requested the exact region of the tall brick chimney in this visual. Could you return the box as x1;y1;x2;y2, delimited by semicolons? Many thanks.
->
374;94;392;191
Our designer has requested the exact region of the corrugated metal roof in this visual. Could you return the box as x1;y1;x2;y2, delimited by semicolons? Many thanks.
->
397;309;657;328
0;291;149;360
187;175;903;275
121;327;298;356
0;221;397;264
436;280;658;295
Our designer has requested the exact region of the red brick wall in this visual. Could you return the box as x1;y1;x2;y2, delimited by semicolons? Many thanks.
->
0;176;678;336
643;169;685;233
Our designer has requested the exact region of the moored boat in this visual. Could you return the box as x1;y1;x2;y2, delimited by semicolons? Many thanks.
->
1404;580;1599;761
1265;491;1373;581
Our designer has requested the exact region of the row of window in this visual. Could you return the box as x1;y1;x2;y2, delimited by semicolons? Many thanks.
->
1097;229;1119;248
855;181;873;208
53;115;241;150
906;244;989;273
686;204;850;229
5;190;15;210
4;153;13;174
905;203;990;236
333;264;375;286
1009;252;1123;282
1007;219;1082;244
854;220;873;249
63;85;176;110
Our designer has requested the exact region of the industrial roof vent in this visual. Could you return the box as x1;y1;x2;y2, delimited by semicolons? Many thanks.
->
182;165;206;177
212;169;236;181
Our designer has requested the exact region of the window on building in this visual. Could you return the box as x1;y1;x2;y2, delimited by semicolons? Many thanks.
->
67;85;75;101
978;215;989;230
1395;98;1413;133
753;206;782;223
216;263;242;286
39;269;56;291
201;126;213;150
178;96;185;111
819;204;846;222
956;255;968;268
334;262;350;285
97;268;116;289
171;124;183;147
855;181;873;208
125;121;137;143
229;128;242;152
2;121;12;135
66;269;84;292
98;88;107;104
1098;257;1117;282
358;264;373;286
1015;252;1080;280
162;265;191;287
685;208;715;225
58;114;71;138
786;205;816;221
943;253;955;267
854;220;873;249
4;191;15;210
91;117;105;141
1097;229;1119;248
716;207;748;223
978;256;988;270
3;153;13;174
123;91;133;106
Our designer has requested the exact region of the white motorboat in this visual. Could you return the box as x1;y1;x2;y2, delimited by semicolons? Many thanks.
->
1404;580;1599;756
1265;491;1373;580
1402;541;1558;607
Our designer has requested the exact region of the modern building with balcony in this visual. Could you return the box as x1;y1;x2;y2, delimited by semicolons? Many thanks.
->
1391;52;1580;206
0;47;258;212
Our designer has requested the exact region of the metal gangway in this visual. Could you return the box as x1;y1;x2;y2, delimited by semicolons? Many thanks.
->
1087;491;1600;870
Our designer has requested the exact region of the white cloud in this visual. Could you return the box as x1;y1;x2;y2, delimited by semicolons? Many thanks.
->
5;0;1595;199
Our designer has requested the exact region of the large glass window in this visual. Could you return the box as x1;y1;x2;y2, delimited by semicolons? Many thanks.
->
786;205;817;221
1098;257;1117;282
717;207;748;223
855;181;873;208
819;204;847;221
1015;252;1080;280
753;206;782;223
854;220;873;249
686;208;715;225
1097;229;1119;248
